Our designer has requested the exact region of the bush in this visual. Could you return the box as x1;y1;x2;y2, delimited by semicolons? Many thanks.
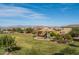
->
50;32;57;37
0;35;17;52
25;28;34;33
64;34;73;43
16;28;24;33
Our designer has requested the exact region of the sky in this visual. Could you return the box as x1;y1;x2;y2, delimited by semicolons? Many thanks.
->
0;3;79;26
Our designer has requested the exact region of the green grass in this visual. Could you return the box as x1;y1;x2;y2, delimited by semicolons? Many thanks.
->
0;48;5;55
0;33;79;55
11;33;68;55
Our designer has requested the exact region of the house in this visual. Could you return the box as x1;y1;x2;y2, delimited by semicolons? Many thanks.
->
34;27;72;40
34;27;54;40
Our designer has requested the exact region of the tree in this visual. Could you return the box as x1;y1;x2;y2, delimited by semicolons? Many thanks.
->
16;28;23;33
11;28;16;32
25;28;34;33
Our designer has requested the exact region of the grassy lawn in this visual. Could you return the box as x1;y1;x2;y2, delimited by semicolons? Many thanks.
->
0;48;5;55
11;33;69;55
0;33;79;55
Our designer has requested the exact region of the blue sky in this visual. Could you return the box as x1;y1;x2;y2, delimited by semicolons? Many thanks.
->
0;3;79;26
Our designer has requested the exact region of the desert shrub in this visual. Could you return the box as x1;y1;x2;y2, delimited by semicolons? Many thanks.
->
0;35;17;52
0;35;15;46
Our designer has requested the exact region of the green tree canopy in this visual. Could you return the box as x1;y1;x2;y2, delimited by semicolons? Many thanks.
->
25;27;34;33
15;28;23;33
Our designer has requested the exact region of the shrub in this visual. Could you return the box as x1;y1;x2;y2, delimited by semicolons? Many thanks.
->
16;28;23;33
64;34;73;43
0;35;17;52
50;32;57;37
25;28;34;33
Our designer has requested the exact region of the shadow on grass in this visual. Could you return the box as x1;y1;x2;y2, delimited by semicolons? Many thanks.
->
5;46;21;52
69;44;79;47
11;46;21;51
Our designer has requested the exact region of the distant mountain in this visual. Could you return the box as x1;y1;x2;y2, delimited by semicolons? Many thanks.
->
0;24;79;29
64;24;79;28
0;25;50;29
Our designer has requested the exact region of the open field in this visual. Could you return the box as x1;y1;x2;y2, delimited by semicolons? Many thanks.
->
0;29;79;55
12;33;69;55
0;33;79;55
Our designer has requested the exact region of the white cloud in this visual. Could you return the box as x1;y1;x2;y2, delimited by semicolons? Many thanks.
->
0;4;50;20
